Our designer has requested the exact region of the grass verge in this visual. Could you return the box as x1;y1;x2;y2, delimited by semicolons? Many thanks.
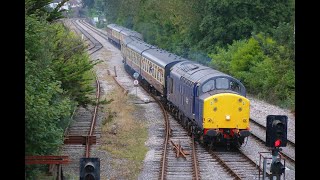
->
101;88;148;179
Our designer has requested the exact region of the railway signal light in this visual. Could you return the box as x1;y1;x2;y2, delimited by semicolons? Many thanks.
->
80;158;100;180
266;115;288;147
274;139;281;147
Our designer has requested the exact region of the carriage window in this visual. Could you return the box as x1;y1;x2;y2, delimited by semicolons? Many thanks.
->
159;69;163;83
216;78;229;89
230;80;241;93
202;80;215;93
150;66;154;74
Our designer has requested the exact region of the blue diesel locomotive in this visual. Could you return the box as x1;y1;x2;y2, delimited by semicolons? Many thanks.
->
106;24;251;148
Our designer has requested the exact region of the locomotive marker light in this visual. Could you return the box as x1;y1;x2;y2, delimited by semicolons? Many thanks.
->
80;157;100;180
265;115;288;179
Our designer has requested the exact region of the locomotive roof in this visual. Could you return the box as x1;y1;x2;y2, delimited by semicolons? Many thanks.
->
172;60;233;84
124;37;184;68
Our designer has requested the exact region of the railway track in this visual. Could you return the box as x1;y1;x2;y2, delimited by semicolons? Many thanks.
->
131;83;200;179
77;19;109;40
162;113;196;180
60;18;102;176
210;149;265;179
71;19;103;54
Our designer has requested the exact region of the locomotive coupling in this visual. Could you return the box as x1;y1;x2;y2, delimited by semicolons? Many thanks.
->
206;129;219;137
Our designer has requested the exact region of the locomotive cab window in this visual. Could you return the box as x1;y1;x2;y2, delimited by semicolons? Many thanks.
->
202;79;215;93
216;78;229;89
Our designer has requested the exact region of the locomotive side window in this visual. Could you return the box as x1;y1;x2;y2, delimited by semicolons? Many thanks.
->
216;78;229;89
230;80;241;93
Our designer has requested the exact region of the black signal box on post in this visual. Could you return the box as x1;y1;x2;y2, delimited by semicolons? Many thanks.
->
80;157;100;180
266;115;288;147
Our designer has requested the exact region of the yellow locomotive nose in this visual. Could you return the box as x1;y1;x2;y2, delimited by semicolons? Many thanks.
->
202;93;250;129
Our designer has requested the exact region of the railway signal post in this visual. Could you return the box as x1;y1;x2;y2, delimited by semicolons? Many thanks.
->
265;115;288;180
133;72;139;96
270;148;285;180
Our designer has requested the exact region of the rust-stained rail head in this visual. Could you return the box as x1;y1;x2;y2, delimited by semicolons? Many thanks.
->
25;156;70;165
64;135;96;145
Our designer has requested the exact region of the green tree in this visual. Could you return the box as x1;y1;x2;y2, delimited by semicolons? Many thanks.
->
25;13;96;180
199;0;294;53
25;0;69;22
25;15;72;156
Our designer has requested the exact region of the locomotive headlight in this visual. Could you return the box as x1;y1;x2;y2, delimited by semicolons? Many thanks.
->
225;115;231;121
